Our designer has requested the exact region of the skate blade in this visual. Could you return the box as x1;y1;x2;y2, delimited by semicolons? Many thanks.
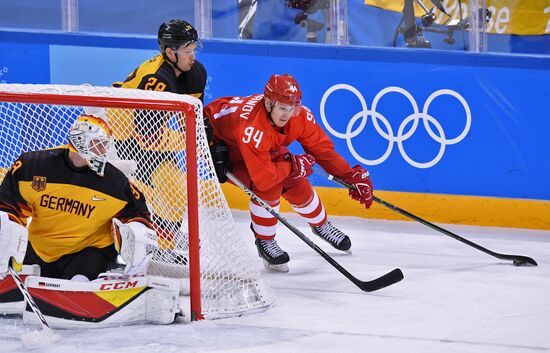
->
263;260;289;273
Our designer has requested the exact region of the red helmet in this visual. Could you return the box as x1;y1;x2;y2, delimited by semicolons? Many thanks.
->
264;74;302;106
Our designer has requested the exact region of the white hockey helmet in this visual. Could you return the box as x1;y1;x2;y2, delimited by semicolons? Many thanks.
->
68;114;113;176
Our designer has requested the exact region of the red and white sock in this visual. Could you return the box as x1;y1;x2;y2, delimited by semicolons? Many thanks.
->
292;190;327;227
249;198;280;240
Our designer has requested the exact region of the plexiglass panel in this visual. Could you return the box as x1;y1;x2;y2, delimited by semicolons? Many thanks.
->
0;0;62;30
0;0;547;55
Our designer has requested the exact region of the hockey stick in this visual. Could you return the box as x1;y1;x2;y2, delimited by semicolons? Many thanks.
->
7;260;51;329
317;169;538;267
225;171;404;293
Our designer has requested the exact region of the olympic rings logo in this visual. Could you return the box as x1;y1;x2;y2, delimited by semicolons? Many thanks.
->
320;84;471;169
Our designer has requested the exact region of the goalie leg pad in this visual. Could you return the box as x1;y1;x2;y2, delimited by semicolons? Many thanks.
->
22;275;181;328
0;265;40;315
0;211;28;274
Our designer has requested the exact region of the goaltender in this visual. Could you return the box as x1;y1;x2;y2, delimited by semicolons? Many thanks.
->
0;112;181;327
0;112;153;281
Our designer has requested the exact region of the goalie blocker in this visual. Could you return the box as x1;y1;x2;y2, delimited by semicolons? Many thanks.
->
22;274;181;328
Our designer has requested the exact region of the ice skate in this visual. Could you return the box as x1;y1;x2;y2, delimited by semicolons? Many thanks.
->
311;221;352;253
255;238;290;272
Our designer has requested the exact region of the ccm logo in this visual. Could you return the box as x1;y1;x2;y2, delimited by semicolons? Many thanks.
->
99;281;138;290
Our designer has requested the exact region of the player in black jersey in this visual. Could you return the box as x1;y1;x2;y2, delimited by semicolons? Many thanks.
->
113;19;206;100
112;20;208;246
0;114;153;282
112;19;206;164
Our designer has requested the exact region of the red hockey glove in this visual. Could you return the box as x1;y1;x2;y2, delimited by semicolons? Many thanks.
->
286;153;315;179
343;165;373;208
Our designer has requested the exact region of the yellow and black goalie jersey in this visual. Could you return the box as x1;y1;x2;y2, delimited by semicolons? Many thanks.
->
0;147;151;263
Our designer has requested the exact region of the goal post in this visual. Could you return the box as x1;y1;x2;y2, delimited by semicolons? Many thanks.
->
0;83;274;320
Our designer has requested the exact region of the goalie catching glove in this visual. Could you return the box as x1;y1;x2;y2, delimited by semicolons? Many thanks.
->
342;165;373;208
112;218;157;276
0;212;28;280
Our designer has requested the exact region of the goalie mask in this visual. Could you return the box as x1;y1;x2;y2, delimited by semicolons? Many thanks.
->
68;114;113;176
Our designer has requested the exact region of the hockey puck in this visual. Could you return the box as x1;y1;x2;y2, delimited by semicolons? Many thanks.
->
513;259;525;266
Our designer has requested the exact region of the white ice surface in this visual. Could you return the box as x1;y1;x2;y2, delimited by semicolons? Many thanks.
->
1;210;549;353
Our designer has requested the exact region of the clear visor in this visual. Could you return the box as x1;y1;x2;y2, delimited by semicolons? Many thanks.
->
272;101;301;118
175;41;202;56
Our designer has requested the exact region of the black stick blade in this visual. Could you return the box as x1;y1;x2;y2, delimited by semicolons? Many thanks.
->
511;256;538;267
358;268;404;292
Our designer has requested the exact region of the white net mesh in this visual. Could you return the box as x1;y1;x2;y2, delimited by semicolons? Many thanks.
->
0;83;274;319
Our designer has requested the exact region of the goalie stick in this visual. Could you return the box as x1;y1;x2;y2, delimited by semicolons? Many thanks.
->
7;260;51;329
317;169;537;267
225;171;404;293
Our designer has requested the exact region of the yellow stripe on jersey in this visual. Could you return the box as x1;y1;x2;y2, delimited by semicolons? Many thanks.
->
111;55;166;140
0;167;6;183
114;54;165;90
106;107;134;141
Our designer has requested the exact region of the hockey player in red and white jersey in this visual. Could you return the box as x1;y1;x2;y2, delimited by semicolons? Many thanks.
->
204;73;373;272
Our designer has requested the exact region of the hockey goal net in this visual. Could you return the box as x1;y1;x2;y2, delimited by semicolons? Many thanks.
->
0;83;274;320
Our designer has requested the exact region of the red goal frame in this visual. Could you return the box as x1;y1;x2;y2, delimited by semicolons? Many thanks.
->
0;91;204;320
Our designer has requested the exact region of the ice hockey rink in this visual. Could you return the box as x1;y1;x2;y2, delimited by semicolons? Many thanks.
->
0;210;548;353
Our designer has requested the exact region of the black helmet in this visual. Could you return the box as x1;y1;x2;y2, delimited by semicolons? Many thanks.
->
158;19;199;52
